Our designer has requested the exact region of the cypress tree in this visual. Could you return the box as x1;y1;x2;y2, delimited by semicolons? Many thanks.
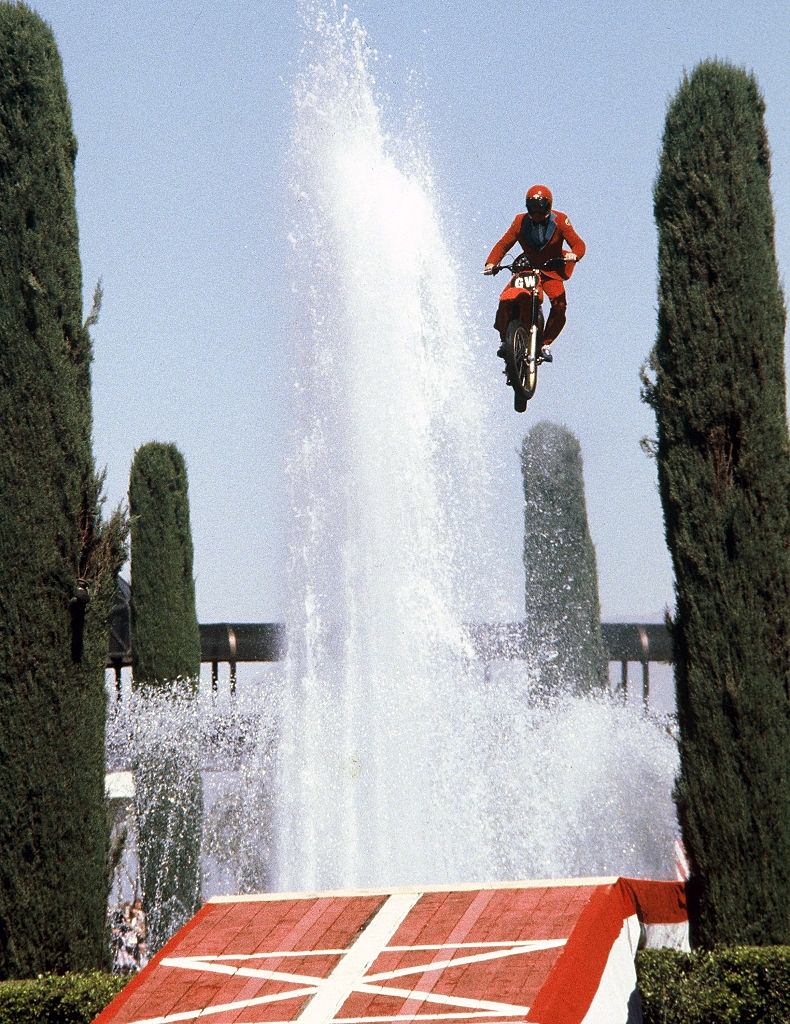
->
648;61;790;946
129;444;201;687
0;4;126;977
128;443;202;949
521;421;608;695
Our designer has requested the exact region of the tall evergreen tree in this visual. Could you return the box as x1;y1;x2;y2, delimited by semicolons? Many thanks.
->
129;444;201;688
521;421;608;695
0;4;126;977
129;443;202;949
647;60;790;946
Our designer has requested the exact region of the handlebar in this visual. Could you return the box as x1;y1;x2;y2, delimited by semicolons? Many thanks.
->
489;256;568;276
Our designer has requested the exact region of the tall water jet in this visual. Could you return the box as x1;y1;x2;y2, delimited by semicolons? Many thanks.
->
275;4;495;891
274;4;680;893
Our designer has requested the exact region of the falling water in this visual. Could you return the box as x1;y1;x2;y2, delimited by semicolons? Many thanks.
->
105;7;680;939
272;4;679;893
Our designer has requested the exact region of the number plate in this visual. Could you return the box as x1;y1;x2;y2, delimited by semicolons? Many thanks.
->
514;273;538;289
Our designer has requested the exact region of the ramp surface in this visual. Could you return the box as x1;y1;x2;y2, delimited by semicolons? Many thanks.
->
94;878;687;1024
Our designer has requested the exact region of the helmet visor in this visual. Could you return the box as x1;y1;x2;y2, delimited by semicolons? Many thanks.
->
526;195;551;220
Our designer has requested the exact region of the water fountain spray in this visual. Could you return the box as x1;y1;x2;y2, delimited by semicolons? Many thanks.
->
273;3;679;892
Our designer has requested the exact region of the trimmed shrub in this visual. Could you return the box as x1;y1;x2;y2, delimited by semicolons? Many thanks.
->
0;3;126;977
0;972;126;1024
521;421;607;695
129;444;201;688
637;946;790;1024
128;444;202;950
647;60;790;946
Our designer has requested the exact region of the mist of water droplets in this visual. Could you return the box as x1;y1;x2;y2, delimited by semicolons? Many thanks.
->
271;3;679;892
106;7;680;930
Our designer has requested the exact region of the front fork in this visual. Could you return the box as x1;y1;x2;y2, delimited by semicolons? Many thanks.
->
529;292;541;365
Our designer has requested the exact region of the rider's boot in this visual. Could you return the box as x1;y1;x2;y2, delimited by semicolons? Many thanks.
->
540;344;553;363
497;334;506;359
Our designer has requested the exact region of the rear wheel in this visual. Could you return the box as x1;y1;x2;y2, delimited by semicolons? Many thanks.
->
504;319;539;405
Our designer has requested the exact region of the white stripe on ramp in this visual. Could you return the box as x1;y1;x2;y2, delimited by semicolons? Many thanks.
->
297;892;420;1024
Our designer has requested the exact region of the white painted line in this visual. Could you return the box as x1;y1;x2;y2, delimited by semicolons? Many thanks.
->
131;1008;533;1024
161;955;323;985
183;950;348;960
331;1018;528;1023
384;942;552;951
365;941;566;983
356;983;531;1016
263;1017;529;1024
298;892;420;1024
176;941;561;959
129;988;317;1024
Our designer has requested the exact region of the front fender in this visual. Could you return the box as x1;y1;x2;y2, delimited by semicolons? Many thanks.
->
499;284;545;303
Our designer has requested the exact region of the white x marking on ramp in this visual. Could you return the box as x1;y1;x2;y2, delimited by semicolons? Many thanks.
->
129;893;566;1024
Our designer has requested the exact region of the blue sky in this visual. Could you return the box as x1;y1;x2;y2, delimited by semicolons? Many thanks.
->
27;0;789;625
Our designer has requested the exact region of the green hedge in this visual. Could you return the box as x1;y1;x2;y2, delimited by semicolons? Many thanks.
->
4;951;789;1023
637;946;790;1023
0;972;126;1024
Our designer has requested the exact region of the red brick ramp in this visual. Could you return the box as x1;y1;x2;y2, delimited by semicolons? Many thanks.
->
94;877;687;1024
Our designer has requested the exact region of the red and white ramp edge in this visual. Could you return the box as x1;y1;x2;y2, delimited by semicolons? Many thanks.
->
94;877;688;1024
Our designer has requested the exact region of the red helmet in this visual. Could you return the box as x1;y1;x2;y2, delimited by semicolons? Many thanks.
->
525;184;553;221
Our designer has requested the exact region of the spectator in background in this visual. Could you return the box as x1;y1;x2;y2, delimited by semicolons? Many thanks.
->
110;902;139;973
131;897;148;968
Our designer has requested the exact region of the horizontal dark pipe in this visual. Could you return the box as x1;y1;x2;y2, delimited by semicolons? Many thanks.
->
600;622;673;663
201;622;286;662
464;621;673;663
107;617;672;668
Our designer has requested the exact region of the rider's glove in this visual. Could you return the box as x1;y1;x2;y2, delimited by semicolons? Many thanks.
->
483;263;497;275
563;252;578;263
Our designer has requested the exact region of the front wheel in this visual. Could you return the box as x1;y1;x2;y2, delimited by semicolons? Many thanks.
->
504;319;539;404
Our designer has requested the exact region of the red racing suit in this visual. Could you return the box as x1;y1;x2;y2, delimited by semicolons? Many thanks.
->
486;210;586;345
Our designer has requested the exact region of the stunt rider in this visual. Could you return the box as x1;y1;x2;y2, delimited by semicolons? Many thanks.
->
483;185;586;362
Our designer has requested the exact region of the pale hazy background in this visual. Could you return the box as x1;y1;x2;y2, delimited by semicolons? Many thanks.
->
27;2;789;640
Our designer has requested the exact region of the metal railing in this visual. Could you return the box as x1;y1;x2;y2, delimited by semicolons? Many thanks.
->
108;602;672;702
462;621;672;706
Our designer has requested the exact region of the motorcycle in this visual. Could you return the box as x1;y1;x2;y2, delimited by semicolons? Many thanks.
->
488;254;566;413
